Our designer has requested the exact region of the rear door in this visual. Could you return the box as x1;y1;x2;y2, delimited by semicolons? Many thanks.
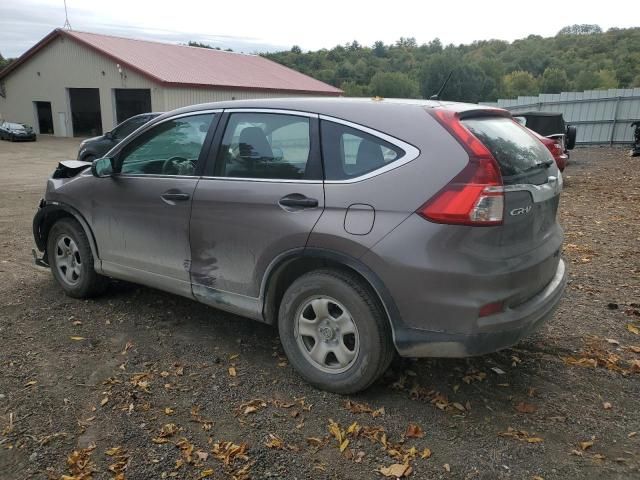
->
189;110;324;317
461;115;563;304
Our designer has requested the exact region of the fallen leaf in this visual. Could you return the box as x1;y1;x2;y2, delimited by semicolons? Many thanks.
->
605;338;620;345
264;433;285;449
100;397;109;407
405;423;424;438
24;380;37;387
105;446;122;456
421;447;432;459
199;469;214;478
339;439;349;453
579;440;594;451
603;402;612;410
70;336;85;341
228;367;237;377
491;367;506;375
444;463;451;472
379;463;412;478
628;431;637;438
627;324;640;335
164;407;175;415
515;402;537;414
628;345;640;353
452;402;466;412
121;341;133;354
306;437;324;447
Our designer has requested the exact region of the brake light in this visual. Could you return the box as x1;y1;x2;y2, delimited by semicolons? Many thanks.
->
479;301;505;317
418;110;504;226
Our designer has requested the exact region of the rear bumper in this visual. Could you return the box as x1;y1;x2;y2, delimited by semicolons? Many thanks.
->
394;259;566;357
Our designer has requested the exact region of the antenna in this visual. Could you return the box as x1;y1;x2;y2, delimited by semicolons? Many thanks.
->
429;70;453;100
63;0;72;30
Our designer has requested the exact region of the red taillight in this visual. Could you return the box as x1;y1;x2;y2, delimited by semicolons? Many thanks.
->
418;109;504;226
479;301;505;317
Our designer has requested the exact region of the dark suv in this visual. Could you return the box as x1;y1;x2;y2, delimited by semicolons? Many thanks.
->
77;113;161;162
33;98;566;393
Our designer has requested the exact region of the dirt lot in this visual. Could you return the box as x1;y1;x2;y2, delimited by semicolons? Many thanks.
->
0;136;639;480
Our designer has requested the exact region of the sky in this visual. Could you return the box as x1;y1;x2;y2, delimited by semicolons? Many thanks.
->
1;0;639;58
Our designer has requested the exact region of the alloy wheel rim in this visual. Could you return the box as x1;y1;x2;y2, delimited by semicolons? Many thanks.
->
54;235;82;286
295;296;359;374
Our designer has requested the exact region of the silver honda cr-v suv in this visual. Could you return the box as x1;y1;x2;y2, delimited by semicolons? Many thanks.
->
33;98;566;393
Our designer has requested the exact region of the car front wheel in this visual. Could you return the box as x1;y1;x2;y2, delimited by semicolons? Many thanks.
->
47;218;107;298
278;269;395;394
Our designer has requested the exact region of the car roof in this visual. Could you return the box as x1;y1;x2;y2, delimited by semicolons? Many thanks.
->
152;97;508;141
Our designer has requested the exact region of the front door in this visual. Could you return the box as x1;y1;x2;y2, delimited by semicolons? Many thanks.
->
91;112;217;296
189;111;324;317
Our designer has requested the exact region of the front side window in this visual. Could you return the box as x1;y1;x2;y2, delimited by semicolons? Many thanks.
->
216;113;311;180
320;120;403;180
119;114;213;176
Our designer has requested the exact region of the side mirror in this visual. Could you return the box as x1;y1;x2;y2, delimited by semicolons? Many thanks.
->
91;157;115;177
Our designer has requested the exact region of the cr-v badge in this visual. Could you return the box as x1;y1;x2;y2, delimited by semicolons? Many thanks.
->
509;205;532;216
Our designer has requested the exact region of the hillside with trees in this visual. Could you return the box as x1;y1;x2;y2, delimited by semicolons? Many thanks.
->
264;25;640;102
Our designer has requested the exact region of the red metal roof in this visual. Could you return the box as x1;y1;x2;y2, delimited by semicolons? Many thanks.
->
0;29;342;95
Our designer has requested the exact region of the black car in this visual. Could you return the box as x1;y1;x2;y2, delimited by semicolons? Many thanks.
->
77;113;162;162
514;111;577;154
0;121;36;141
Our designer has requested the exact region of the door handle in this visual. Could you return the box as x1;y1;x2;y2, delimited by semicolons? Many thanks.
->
161;191;190;202
279;194;319;209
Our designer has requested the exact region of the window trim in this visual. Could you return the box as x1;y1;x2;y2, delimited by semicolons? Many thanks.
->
202;109;323;182
112;110;221;178
319;115;420;184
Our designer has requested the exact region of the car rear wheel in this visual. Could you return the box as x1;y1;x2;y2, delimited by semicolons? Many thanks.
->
278;269;395;394
47;218;107;298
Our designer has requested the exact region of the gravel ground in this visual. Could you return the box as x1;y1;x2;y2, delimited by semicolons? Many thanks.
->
0;137;638;480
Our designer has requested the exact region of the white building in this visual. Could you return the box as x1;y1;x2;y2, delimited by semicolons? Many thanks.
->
0;29;341;137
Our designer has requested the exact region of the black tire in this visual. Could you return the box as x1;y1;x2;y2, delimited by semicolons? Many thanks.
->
47;218;108;298
278;269;395;394
566;125;577;150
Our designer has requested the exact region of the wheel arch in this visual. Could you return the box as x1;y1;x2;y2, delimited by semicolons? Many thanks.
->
261;248;403;346
33;202;100;268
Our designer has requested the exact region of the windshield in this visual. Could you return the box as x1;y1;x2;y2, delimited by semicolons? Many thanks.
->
7;123;25;131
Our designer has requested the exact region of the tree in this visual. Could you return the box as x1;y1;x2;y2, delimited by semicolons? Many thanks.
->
541;67;569;93
368;72;419;98
187;41;213;49
0;52;14;70
595;69;618;89
263;26;640;98
373;41;386;58
557;24;603;36
340;81;370;97
290;45;302;54
573;70;599;91
503;70;539;97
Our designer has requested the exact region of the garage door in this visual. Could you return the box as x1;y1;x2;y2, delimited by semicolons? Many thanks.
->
114;89;152;124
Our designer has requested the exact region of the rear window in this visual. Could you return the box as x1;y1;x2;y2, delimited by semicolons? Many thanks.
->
461;117;554;180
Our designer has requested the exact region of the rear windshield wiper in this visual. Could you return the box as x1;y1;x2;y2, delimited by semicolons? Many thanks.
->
523;160;553;173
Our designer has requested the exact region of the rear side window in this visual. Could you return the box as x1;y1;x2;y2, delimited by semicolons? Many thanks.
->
216;113;311;180
461;117;554;179
320;121;404;180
